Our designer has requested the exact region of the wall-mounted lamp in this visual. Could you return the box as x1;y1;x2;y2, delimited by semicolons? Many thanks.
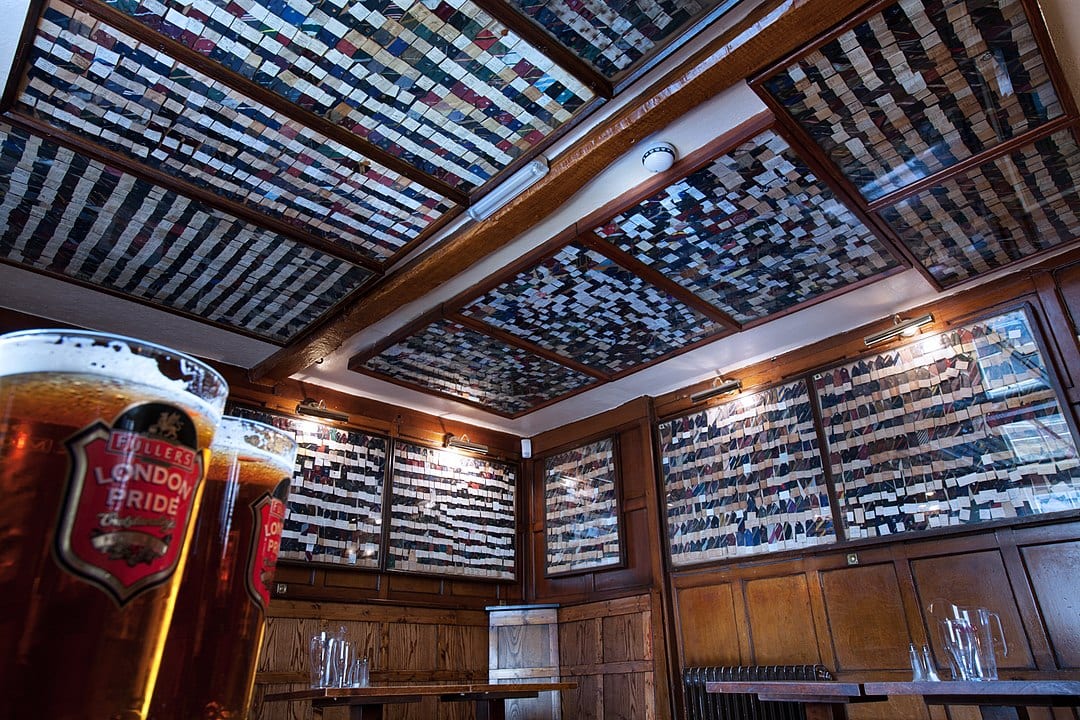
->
690;378;742;404
466;158;549;221
863;313;934;347
296;398;350;423
444;434;489;455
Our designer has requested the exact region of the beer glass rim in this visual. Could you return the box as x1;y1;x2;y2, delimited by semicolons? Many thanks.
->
0;327;228;407
216;414;298;459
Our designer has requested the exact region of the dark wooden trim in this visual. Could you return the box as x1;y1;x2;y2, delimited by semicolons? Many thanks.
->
0;0;46;113
577;232;740;330
994;526;1058;671
572;112;775;235
346;305;445;369
438;226;581;313
67;0;467;205
250;0;886;382
748;0;896;89
1033;269;1080;392
736;263;912;333
866;116;1080;213
381;205;467;270
449;312;611;381
0;258;286;345
1021;0;1080;120
469;0;612;100
608;0;747;95
6;112;383;272
806;375;846;543
766;108;925;276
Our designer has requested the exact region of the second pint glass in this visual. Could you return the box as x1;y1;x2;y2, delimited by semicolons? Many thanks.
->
151;415;297;719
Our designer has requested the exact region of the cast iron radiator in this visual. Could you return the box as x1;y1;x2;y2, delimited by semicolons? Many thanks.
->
681;664;834;720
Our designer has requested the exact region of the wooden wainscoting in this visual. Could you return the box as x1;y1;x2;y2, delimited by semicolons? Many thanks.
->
671;520;1080;720
558;593;667;720
252;600;488;720
488;605;562;720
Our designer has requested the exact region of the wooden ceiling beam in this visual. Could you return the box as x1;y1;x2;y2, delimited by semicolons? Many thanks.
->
251;0;861;384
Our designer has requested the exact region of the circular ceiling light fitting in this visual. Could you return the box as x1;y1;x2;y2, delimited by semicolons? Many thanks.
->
641;142;676;173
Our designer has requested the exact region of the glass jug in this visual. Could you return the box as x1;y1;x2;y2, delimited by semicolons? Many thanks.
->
928;599;1008;680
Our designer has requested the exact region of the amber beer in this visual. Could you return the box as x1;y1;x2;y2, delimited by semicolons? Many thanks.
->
150;416;297;719
0;329;227;720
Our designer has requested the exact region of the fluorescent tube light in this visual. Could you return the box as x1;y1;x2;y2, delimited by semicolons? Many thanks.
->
466;158;548;221
690;379;742;404
295;398;350;423
864;313;934;347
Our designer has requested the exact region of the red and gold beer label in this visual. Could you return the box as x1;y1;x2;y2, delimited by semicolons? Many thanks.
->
245;478;289;610
56;403;207;605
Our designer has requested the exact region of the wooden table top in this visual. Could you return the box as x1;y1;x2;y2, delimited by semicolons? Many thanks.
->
862;680;1080;705
264;681;577;704
704;680;866;703
705;679;1080;706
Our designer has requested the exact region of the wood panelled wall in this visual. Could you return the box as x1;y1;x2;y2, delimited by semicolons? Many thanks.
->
655;248;1080;720
558;594;666;720
672;521;1080;720
252;601;489;720
525;397;666;604
524;399;675;719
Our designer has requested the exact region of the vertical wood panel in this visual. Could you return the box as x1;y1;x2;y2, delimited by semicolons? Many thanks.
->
910;551;1035;671
1021;540;1080;668
744;574;820;665
559;618;603;666
604;672;649;720
387;623;439;671
561;673;602;720
820;563;910;671
674;583;742;666
602;612;645;663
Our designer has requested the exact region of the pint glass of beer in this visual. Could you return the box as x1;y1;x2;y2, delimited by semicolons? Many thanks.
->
0;329;228;720
151;416;297;719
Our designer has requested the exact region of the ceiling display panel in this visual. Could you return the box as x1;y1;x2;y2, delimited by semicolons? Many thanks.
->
508;0;712;78
761;0;1063;201
20;0;454;263
0;123;372;342
358;319;597;416
460;242;725;374
594;129;900;324
103;0;595;191
878;128;1080;286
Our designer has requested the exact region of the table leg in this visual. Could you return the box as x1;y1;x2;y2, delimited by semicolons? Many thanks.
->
473;698;506;720
346;705;385;720
804;702;846;720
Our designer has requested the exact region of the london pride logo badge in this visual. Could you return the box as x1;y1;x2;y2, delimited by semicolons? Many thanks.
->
56;403;206;605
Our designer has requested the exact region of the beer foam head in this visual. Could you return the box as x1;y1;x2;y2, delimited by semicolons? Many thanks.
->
214;416;297;468
0;329;228;419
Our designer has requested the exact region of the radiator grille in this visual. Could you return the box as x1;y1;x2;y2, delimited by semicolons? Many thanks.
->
681;665;834;720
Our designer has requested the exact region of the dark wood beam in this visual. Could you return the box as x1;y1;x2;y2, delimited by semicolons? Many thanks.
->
251;0;865;384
